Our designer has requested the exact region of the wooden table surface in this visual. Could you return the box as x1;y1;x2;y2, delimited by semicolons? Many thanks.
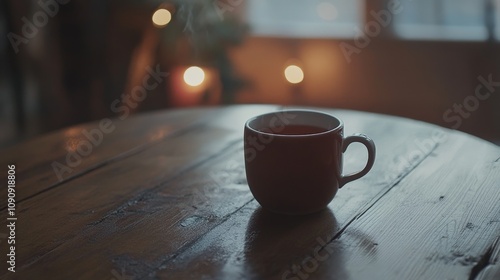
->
1;105;499;280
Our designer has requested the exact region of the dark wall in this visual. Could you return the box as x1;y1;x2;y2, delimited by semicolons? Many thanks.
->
231;37;500;141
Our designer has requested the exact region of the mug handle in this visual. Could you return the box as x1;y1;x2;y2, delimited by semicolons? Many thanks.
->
340;133;376;188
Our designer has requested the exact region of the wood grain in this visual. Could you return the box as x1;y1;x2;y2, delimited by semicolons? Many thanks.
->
476;237;500;280
3;107;445;279
153;110;453;280
0;106;498;280
311;131;500;280
0;105;278;279
0;108;216;207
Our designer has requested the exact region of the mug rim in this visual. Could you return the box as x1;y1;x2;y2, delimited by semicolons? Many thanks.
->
245;109;344;137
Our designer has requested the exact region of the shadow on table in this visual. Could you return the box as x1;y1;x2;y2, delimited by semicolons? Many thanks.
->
243;207;348;279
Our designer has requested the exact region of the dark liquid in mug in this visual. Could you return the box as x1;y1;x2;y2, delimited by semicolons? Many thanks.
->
261;125;325;135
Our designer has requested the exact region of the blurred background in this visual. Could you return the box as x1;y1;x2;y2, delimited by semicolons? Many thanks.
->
1;0;499;148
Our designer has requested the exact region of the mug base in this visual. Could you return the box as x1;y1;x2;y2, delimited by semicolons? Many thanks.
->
259;204;329;216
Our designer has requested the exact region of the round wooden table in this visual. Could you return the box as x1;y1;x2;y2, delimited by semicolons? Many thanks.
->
1;105;499;280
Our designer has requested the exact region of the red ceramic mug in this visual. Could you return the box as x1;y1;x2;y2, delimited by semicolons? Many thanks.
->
244;110;376;215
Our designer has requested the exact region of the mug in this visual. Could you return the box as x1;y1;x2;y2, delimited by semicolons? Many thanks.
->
244;110;376;215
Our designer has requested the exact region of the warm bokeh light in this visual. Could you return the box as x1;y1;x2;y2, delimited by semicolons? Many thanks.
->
317;2;338;21
183;66;205;87
63;128;84;152
152;9;172;27
284;65;304;84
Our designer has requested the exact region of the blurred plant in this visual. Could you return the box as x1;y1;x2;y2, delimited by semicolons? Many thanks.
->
157;0;249;104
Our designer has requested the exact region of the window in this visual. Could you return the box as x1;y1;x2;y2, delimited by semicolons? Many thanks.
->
246;0;362;38
393;0;490;41
246;0;500;41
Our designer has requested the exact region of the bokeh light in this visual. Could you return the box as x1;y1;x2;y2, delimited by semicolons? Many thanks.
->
183;66;205;87
284;65;304;84
152;9;172;27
